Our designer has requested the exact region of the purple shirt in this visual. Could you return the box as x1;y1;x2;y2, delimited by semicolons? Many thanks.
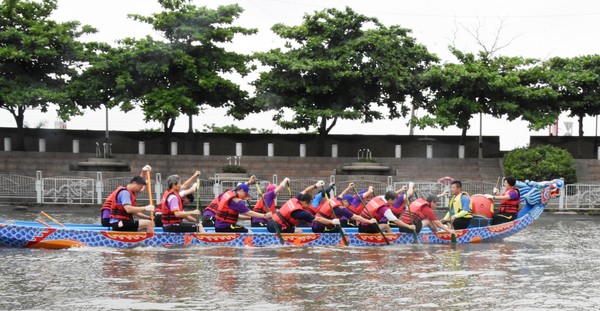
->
312;206;354;230
215;199;250;229
507;189;519;200
166;194;180;212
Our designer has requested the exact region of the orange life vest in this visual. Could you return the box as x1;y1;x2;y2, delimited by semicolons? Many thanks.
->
204;191;226;215
253;192;276;214
499;188;520;214
360;196;387;223
401;198;428;224
273;198;305;230
316;198;343;229
108;186;137;221
160;190;183;226
215;190;241;224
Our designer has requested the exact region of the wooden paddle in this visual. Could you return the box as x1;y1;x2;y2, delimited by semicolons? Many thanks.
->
145;170;154;228
256;183;285;245
404;194;419;244
447;194;457;243
40;211;65;228
195;176;201;225
323;191;349;246
351;185;390;245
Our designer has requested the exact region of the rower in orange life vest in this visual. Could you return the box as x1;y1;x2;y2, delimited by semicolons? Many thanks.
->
160;174;205;233
251;177;290;227
485;176;521;225
337;183;373;227
154;170;201;227
100;165;152;227
268;180;340;233
357;191;416;233
401;195;455;235
202;175;256;227
311;194;377;233
388;182;414;224
441;180;472;230
107;175;155;233
214;183;272;233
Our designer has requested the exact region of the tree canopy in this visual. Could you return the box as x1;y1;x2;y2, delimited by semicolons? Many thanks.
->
252;7;437;152
0;0;97;150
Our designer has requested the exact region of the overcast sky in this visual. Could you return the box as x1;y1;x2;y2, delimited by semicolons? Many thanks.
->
2;0;600;151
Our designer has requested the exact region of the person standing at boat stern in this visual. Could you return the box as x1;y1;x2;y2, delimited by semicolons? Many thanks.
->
402;195;455;235
160;175;204;233
441;180;472;230
215;184;272;233
358;191;416;234
108;175;155;233
251;177;290;227
486;176;521;225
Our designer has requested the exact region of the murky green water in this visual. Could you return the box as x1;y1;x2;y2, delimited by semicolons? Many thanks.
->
0;207;599;310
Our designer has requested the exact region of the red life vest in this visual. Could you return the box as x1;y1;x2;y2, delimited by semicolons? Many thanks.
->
389;194;406;217
499;188;520;214
108;186;137;221
215;190;241;224
360;196;387;223
205;191;226;215
273;198;304;230
347;198;365;215
253;192;276;214
160;190;183;226
317;198;343;229
401;198;428;224
101;185;126;211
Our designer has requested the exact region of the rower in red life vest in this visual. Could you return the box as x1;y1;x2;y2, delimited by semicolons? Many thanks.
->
101;165;153;227
400;195;455;235
389;182;414;222
485;176;521;225
154;170;200;227
251;177;290;227
202;175;256;227
160;174;204;233
107;175;155;233
268;181;340;233
358;191;416;233
214;183;272;233
311;195;377;233
338;183;373;227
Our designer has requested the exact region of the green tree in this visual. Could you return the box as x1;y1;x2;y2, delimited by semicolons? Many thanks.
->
78;0;256;151
546;55;600;139
504;145;576;184
0;0;97;150
253;7;437;154
419;49;558;145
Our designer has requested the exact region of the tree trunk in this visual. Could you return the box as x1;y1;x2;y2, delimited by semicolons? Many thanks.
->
188;113;193;133
10;108;26;151
578;114;584;157
459;127;467;146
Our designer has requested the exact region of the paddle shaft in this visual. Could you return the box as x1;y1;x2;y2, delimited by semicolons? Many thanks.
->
255;184;285;245
146;170;154;227
196;177;201;225
351;186;390;245
323;190;349;246
447;194;457;243
41;211;64;227
404;195;419;243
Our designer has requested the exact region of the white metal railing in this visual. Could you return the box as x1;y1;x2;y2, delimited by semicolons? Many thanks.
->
0;172;593;209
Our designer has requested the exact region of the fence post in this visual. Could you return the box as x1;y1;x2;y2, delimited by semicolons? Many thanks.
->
155;173;162;203
558;186;565;210
96;171;103;204
35;171;42;203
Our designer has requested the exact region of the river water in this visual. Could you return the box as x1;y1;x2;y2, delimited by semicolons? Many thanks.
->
0;207;599;311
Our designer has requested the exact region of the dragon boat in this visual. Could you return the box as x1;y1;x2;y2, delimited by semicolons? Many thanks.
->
0;179;562;249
